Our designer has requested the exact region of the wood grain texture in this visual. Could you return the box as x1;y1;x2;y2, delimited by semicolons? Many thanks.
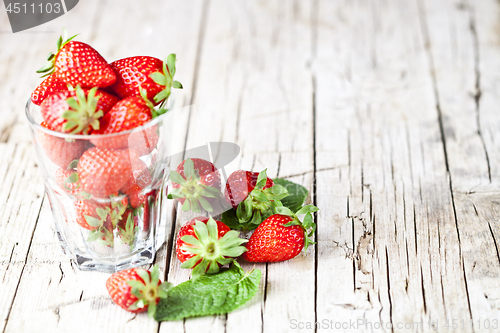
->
0;0;499;332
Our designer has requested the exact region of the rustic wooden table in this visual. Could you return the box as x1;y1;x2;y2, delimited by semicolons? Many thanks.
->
1;0;499;332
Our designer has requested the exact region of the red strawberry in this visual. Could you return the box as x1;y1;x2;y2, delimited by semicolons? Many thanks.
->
121;158;153;208
55;167;81;195
176;216;247;278
74;199;108;230
77;147;136;198
110;54;182;106
225;169;288;231
106;266;171;316
225;170;274;209
169;158;222;213
37;31;115;88
37;122;87;168
40;86;118;134
243;205;318;262
91;96;159;155
31;74;68;106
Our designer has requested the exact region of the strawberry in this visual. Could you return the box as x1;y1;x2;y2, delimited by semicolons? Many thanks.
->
55;166;81;195
37;122;87;168
243;205;319;262
77;147;135;198
74;199;108;230
31;74;68;106
37;30;116;88
106;266;171;316
176;216;247;278
225;170;275;209
121;158;153;208
110;54;182;107
40;86;118;134
225;169;288;231
90;95;157;152
169;158;222;213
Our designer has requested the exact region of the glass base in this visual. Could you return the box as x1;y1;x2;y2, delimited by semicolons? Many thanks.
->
72;248;154;273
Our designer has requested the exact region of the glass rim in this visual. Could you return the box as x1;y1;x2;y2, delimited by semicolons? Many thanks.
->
25;94;175;140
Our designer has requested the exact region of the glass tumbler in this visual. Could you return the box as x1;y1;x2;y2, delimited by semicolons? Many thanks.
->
25;97;174;272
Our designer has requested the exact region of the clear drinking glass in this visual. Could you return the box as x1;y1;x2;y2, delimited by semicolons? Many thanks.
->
25;96;174;272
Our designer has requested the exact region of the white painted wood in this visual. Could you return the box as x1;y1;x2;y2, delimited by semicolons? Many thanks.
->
1;0;205;332
1;0;500;332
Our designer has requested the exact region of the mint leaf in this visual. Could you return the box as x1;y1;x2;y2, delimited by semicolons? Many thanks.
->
221;209;241;230
272;178;309;213
155;262;261;321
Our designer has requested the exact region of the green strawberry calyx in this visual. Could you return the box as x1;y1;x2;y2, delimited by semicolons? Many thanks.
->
37;28;78;77
127;265;173;317
118;211;138;247
236;169;289;231
62;86;103;134
149;53;183;110
274;204;319;252
180;217;248;279
167;158;223;213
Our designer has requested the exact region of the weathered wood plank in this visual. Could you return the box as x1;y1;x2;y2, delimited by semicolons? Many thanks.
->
160;1;316;332
3;0;205;332
313;0;477;332
421;0;500;329
0;143;44;331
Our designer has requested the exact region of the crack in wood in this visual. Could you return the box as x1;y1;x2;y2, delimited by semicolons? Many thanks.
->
1;196;44;333
385;247;394;333
467;2;492;183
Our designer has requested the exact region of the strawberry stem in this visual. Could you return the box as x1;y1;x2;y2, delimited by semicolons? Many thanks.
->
37;28;78;77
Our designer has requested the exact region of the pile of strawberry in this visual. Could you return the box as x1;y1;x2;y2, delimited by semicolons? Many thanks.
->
105;159;319;317
33;30;182;249
170;159;318;271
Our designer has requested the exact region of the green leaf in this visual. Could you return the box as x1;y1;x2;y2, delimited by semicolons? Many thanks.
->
36;61;53;73
198;196;213;212
153;89;170;104
264;184;289;201
155;262;261;321
67;159;79;170
183;159;195;180
221;209;241;230
255;169;268;189
166;54;177;77
150;72;167;86
272;178;309;213
274;206;294;216
169;171;186;185
295;205;319;216
172;81;183;89
84;215;101;228
87;230;100;242
64;172;79;184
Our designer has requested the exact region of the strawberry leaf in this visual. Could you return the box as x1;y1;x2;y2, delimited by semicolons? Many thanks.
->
67;159;79;170
84;215;102;228
255;169;268;189
169;171;186;185
173;81;183;89
272;178;309;213
166;54;177;77
155;262;261;321
296;205;319;216
150;72;167;86
183;158;196;180
64;172;79;184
